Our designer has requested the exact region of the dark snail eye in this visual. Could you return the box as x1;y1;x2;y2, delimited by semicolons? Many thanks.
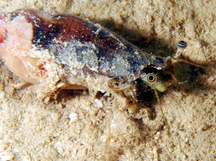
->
177;41;187;49
140;72;167;92
147;73;157;83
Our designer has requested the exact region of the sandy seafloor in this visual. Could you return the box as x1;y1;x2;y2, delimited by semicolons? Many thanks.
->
0;0;215;160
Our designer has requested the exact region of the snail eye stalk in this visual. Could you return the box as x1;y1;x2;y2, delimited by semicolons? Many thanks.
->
173;40;187;59
168;41;205;68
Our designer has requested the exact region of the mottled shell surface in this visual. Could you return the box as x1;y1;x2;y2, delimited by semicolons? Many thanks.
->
0;9;167;95
17;9;166;78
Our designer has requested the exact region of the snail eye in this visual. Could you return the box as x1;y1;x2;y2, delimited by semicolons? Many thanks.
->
177;40;187;49
147;73;157;83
